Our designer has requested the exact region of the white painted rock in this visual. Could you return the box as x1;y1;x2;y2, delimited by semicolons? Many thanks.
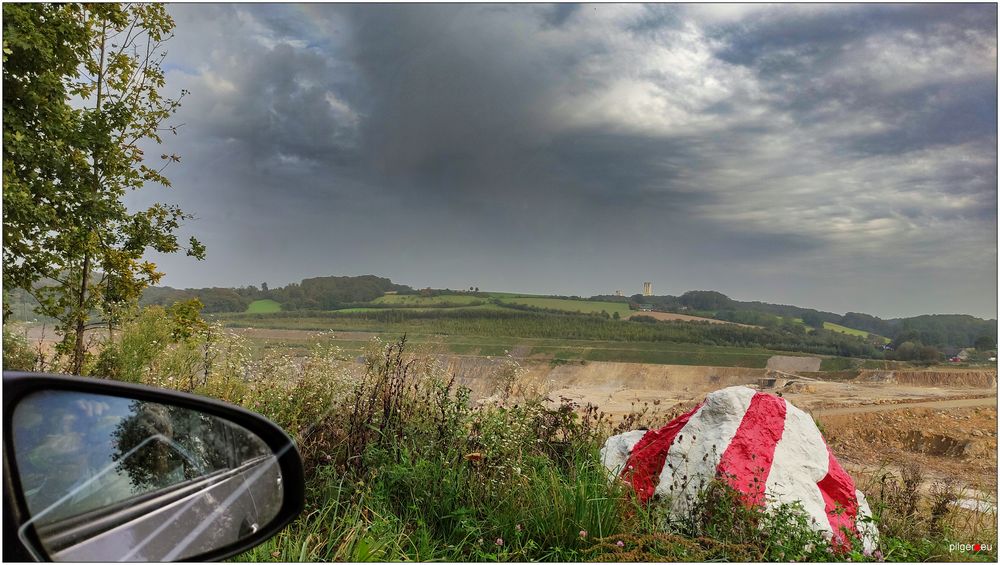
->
600;386;878;552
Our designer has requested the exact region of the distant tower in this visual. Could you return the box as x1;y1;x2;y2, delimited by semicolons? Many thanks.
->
643;282;652;296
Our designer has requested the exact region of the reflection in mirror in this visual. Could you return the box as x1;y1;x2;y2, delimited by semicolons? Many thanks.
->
11;390;284;561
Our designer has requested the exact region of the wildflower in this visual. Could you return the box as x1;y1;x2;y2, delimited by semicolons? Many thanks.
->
495;538;504;547
579;530;588;539
515;524;522;532
616;540;625;548
874;549;885;562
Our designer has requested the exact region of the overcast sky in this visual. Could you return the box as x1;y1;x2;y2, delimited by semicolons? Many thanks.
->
131;3;998;319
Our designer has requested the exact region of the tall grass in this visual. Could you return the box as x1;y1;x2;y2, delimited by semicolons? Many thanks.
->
78;306;997;562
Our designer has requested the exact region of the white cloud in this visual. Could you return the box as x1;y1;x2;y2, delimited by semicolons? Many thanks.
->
831;25;996;94
324;92;360;129
548;21;764;136
235;8;308;50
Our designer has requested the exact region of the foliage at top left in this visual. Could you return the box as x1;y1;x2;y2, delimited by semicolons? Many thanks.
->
2;3;205;373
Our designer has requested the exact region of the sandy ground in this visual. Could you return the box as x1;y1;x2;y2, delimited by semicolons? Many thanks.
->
822;404;998;512
22;324;62;345
812;396;996;416
766;355;822;372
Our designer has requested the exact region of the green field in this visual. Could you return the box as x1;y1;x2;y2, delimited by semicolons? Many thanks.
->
779;317;889;344
335;303;505;314
245;299;281;313
234;328;791;368
823;322;890;343
495;296;632;317
371;294;485;307
823;321;867;337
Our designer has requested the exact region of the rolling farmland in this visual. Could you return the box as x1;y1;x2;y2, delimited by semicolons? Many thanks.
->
824;321;890;343
245;299;282;313
372;294;485;306
494;296;632;317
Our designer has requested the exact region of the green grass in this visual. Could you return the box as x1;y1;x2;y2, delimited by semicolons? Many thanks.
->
238;324;882;370
777;317;890;344
336;304;506;314
372;294;485;307
523;340;781;367
484;291;548;298
245;299;282;313
365;293;633;317
496;297;632;318
823;321;869;337
231;324;792;368
823;322;891;343
101;312;994;563
215;309;882;365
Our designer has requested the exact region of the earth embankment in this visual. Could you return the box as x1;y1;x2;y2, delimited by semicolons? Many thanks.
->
853;369;997;388
431;356;768;410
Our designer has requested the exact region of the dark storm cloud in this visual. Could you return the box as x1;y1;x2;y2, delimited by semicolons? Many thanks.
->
543;3;580;28
712;4;995;68
344;6;559;184
136;3;996;319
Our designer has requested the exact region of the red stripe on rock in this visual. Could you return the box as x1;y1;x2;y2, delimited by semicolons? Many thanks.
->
817;443;859;549
715;392;786;506
621;403;703;503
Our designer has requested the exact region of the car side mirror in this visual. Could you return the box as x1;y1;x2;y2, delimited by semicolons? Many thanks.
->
3;372;304;562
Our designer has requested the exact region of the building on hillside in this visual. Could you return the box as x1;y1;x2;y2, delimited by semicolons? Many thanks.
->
614;290;624;297
643;281;652;296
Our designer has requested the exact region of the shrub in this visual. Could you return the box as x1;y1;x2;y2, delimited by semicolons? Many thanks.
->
857;463;998;562
2;324;37;370
99;309;996;562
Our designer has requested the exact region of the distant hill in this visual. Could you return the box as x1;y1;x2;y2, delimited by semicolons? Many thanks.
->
136;279;998;351
6;276;985;352
613;290;996;350
139;275;412;313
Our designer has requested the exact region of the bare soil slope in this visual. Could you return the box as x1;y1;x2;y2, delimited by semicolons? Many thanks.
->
820;405;998;493
855;369;997;388
766;355;821;372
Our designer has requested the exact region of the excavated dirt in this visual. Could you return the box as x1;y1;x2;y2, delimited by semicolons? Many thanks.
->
522;361;771;416
502;359;996;496
818;405;998;493
766;355;822;372
855;369;997;388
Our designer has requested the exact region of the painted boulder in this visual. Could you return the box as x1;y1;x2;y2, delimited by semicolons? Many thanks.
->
600;386;878;552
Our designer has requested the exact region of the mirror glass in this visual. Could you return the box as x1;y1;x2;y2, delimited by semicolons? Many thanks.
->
11;390;284;561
